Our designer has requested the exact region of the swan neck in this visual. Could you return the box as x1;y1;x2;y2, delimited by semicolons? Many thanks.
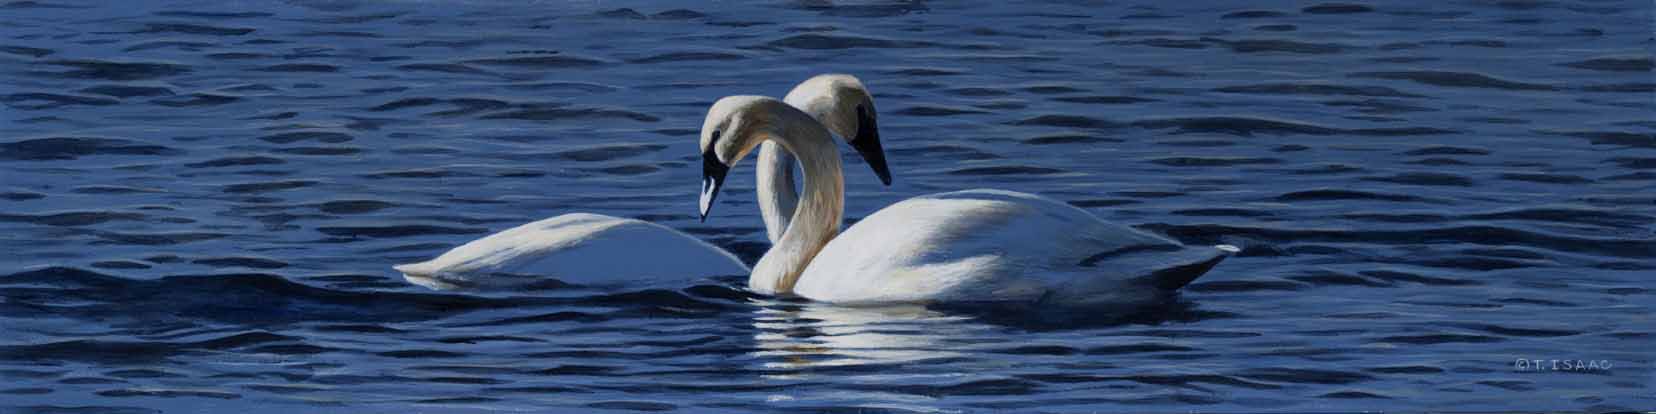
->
749;110;843;295
755;142;797;244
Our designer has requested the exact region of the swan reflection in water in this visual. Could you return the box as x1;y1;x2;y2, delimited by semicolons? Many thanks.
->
743;298;1221;410
748;298;1214;373
748;300;989;411
751;301;978;373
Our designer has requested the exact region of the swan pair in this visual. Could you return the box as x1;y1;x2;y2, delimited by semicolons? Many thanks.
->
397;75;1234;306
394;75;888;290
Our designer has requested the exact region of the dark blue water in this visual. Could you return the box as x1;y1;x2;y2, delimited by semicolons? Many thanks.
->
2;0;1652;412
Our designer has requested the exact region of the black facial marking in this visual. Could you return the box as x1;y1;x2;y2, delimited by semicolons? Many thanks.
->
850;105;893;185
704;129;722;163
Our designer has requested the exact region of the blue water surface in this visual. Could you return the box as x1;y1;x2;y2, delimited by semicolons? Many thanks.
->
1;0;1652;412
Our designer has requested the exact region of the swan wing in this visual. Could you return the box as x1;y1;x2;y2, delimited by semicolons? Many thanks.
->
795;189;1226;304
394;213;748;289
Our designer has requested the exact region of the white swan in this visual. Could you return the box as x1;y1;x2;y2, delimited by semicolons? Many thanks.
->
394;76;891;289
697;96;1235;306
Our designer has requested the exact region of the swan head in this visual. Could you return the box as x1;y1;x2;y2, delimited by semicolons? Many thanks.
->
699;95;788;221
784;74;891;185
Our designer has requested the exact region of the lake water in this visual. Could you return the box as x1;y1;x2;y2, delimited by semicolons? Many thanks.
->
1;0;1652;412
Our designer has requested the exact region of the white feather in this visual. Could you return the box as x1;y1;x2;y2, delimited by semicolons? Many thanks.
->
394;213;747;289
791;189;1232;305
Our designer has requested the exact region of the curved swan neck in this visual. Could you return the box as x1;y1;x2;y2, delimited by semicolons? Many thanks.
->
746;106;843;295
759;76;862;245
755;142;797;244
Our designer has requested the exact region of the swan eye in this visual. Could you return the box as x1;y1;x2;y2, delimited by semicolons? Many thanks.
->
703;130;722;164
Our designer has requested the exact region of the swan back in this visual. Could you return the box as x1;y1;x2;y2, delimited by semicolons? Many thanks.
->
394;213;748;289
794;190;1221;305
394;213;624;276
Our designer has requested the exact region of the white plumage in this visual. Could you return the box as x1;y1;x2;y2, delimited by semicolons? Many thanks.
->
793;189;1233;306
393;213;746;289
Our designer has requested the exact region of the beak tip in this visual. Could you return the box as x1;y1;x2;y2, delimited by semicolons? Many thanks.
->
700;150;729;224
873;161;894;186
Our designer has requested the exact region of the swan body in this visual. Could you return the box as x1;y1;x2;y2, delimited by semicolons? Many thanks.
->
393;213;746;289
698;96;1231;306
792;189;1233;306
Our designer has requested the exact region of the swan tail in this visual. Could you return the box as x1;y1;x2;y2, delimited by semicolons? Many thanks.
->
1143;246;1232;291
392;261;437;277
1047;244;1234;306
394;261;470;290
1073;243;1236;292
